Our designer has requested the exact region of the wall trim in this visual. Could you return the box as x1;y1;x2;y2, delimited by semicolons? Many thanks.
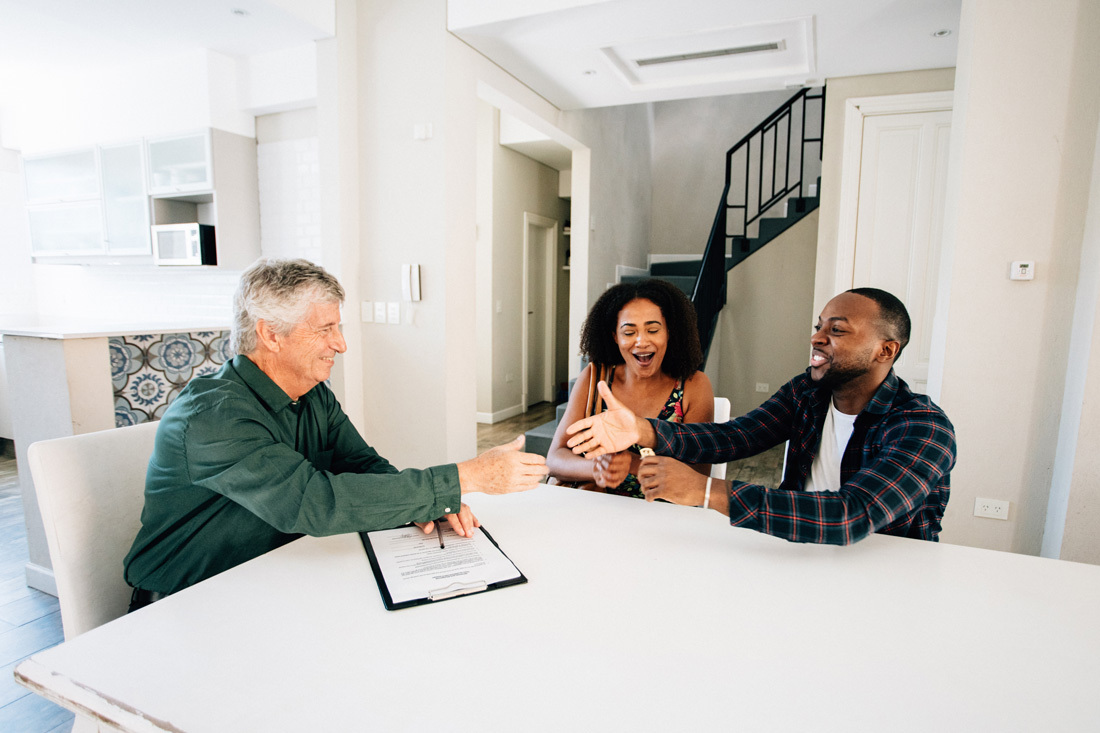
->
476;403;525;425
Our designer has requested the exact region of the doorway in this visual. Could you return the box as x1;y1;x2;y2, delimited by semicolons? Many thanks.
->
523;213;558;408
835;92;953;393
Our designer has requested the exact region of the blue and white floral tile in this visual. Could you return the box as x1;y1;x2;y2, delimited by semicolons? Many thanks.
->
110;330;231;428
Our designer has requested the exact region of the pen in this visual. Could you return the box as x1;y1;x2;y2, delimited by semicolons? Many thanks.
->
436;521;445;549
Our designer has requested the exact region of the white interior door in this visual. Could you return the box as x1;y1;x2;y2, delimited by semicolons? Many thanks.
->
851;109;952;393
523;213;557;408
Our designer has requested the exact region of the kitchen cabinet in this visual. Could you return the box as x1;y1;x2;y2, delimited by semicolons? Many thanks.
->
24;142;150;258
23;129;258;267
149;128;260;270
146;132;212;195
23;148;99;203
100;142;151;255
27;202;104;255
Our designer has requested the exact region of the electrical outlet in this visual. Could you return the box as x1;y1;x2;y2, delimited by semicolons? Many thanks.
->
974;497;1010;520
755;382;770;393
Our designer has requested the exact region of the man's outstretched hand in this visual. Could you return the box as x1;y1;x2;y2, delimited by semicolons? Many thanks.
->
457;435;548;495
564;381;653;458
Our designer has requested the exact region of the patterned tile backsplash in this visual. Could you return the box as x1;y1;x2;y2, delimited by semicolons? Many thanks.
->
110;331;232;427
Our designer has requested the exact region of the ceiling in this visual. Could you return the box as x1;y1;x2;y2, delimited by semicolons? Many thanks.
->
0;0;332;77
449;0;962;109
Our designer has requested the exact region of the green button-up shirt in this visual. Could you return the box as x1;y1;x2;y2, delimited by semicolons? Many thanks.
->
124;355;461;594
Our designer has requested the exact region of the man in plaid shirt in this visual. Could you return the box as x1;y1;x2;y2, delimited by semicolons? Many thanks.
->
566;288;955;544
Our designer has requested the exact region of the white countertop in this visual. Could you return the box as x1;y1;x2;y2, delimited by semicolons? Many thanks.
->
0;315;229;339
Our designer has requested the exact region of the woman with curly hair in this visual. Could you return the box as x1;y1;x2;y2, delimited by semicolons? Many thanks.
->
546;278;714;497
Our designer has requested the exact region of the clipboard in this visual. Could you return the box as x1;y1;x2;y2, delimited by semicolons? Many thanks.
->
359;525;527;611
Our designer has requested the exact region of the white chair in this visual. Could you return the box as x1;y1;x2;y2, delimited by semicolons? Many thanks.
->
711;397;731;480
28;420;159;641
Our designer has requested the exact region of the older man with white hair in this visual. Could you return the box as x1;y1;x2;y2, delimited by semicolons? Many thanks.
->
125;258;546;607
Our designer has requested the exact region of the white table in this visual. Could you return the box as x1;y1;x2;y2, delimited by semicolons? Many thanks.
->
15;486;1100;731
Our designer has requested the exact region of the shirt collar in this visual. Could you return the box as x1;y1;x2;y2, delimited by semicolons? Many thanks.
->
863;369;900;416
230;355;298;413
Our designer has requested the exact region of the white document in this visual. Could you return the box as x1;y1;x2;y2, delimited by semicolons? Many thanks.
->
365;525;522;605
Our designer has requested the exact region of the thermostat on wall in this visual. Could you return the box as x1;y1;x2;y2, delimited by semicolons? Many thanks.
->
1010;261;1035;281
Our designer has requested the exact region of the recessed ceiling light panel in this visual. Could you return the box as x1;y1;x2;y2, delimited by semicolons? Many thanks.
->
600;17;814;91
635;41;784;68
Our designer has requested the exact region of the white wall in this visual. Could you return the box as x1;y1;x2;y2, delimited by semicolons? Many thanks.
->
813;68;956;321
0;146;33;316
349;0;654;466
256;108;322;264
492;112;562;415
242;44;320;116
932;0;1100;557
716;211;819;417
649;90;798;256
558;104;654;304
1;50;250;153
1052;103;1100;564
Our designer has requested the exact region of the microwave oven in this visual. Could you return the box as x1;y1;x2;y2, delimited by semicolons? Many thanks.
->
151;223;217;266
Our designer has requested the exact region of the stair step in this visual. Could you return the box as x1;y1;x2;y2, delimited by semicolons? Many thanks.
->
649;259;702;277
621;273;695;295
523;419;558;458
556;402;568;423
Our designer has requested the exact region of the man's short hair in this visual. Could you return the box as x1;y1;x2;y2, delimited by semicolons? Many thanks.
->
847;287;911;357
231;258;345;356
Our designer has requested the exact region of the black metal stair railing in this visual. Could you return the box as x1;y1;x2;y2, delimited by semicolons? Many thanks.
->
692;87;825;365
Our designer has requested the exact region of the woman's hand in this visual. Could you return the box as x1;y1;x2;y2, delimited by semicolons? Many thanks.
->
592;451;632;489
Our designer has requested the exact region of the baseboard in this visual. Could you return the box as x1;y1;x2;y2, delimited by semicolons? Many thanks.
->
615;264;648;282
648;254;702;265
476;403;525;425
25;562;58;597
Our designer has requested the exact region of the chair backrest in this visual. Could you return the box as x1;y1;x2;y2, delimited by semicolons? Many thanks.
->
28;421;159;640
711;397;731;480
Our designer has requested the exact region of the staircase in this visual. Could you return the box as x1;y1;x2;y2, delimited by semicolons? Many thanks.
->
524;87;826;456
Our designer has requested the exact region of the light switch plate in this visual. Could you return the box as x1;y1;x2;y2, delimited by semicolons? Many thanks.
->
1010;261;1035;280
387;302;400;324
373;302;386;323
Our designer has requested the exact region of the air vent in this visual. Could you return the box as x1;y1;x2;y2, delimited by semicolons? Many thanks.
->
635;41;784;67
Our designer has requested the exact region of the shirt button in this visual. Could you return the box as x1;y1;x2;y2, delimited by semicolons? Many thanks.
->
444;507;452;514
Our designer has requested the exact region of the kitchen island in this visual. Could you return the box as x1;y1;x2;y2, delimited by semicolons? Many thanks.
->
0;317;229;594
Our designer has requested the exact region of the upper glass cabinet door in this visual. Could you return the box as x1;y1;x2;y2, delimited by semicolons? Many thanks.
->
100;142;151;255
24;149;99;203
147;132;211;194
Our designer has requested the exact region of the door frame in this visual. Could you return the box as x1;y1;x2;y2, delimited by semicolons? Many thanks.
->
833;91;954;294
521;212;559;410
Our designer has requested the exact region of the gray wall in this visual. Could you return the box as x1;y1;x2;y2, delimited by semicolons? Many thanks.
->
715;210;819;418
650;90;796;256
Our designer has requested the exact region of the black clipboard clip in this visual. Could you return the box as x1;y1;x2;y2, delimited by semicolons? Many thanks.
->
427;580;489;601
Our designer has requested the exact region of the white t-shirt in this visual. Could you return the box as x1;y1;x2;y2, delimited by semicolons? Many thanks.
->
805;401;858;493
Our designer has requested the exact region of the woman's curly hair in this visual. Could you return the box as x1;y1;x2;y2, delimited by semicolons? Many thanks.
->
579;279;703;381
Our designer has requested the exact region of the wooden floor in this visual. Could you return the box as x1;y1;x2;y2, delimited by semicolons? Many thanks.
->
476;404;786;488
0;444;73;733
476;402;558;453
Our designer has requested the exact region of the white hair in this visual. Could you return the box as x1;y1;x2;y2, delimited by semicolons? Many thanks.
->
231;258;345;356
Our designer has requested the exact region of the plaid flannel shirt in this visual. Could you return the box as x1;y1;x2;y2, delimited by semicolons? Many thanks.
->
651;369;955;544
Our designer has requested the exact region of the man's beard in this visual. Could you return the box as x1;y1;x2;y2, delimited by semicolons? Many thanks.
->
812;355;874;391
